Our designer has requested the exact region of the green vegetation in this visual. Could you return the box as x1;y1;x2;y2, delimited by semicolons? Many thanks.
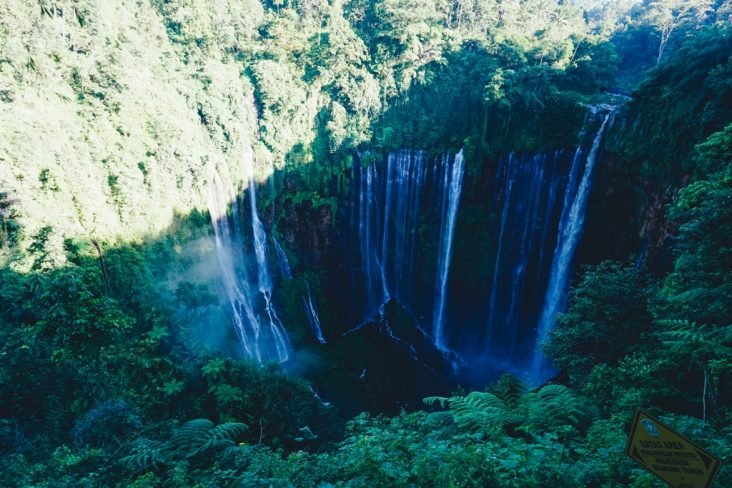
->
0;0;658;260
544;121;732;481
610;27;732;181
0;217;344;485
1;0;732;486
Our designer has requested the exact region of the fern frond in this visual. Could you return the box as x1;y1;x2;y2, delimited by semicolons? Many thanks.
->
120;448;165;472
656;319;732;358
450;392;508;435
189;438;236;458
425;411;455;428
119;418;247;471
423;396;450;408
463;391;506;410
207;422;247;443
166;419;214;454
180;418;216;431
490;374;527;410
525;384;590;431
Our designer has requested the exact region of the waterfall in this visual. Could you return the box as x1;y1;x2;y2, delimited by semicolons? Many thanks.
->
433;150;465;351
207;149;290;364
477;108;613;377
351;149;464;351
303;281;326;344
381;150;428;305
358;162;382;317
250;171;271;291
355;150;425;321
531;114;611;380
273;234;293;279
207;168;262;362
248;161;290;363
483;152;567;364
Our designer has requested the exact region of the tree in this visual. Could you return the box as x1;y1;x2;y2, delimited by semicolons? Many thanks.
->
544;262;655;380
656;319;732;422
659;126;732;326
175;281;216;323
717;0;732;24
644;0;712;65
654;126;732;422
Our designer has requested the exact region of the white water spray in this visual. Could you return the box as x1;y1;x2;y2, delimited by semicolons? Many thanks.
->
303;281;326;344
433;150;465;351
531;114;611;380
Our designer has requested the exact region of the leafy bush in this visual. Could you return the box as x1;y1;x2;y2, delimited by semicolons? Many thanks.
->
72;401;142;449
545;261;656;380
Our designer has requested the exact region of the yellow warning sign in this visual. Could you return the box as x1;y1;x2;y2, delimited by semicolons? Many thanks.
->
626;410;722;488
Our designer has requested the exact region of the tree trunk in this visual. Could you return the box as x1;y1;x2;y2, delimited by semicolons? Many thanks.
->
702;367;708;422
91;239;111;296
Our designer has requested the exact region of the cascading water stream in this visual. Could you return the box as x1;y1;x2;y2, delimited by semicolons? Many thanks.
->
476;108;614;378
383;151;429;306
207;168;262;362
272;234;293;279
358;162;380;317
248;161;290;363
433;150;465;351
350;150;464;352
531;113;611;380
303;281;326;344
207;146;291;364
484;152;566;364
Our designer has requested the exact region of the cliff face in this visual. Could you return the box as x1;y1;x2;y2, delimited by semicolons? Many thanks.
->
275;174;334;267
578;150;680;276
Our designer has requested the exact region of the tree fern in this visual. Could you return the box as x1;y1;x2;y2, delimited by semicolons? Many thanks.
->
656;319;732;357
450;391;510;435
423;396;450;409
656;318;732;421
423;378;592;438
120;419;247;472
490;374;527;410
524;384;593;432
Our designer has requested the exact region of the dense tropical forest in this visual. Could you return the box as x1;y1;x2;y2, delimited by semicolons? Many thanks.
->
0;0;731;486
